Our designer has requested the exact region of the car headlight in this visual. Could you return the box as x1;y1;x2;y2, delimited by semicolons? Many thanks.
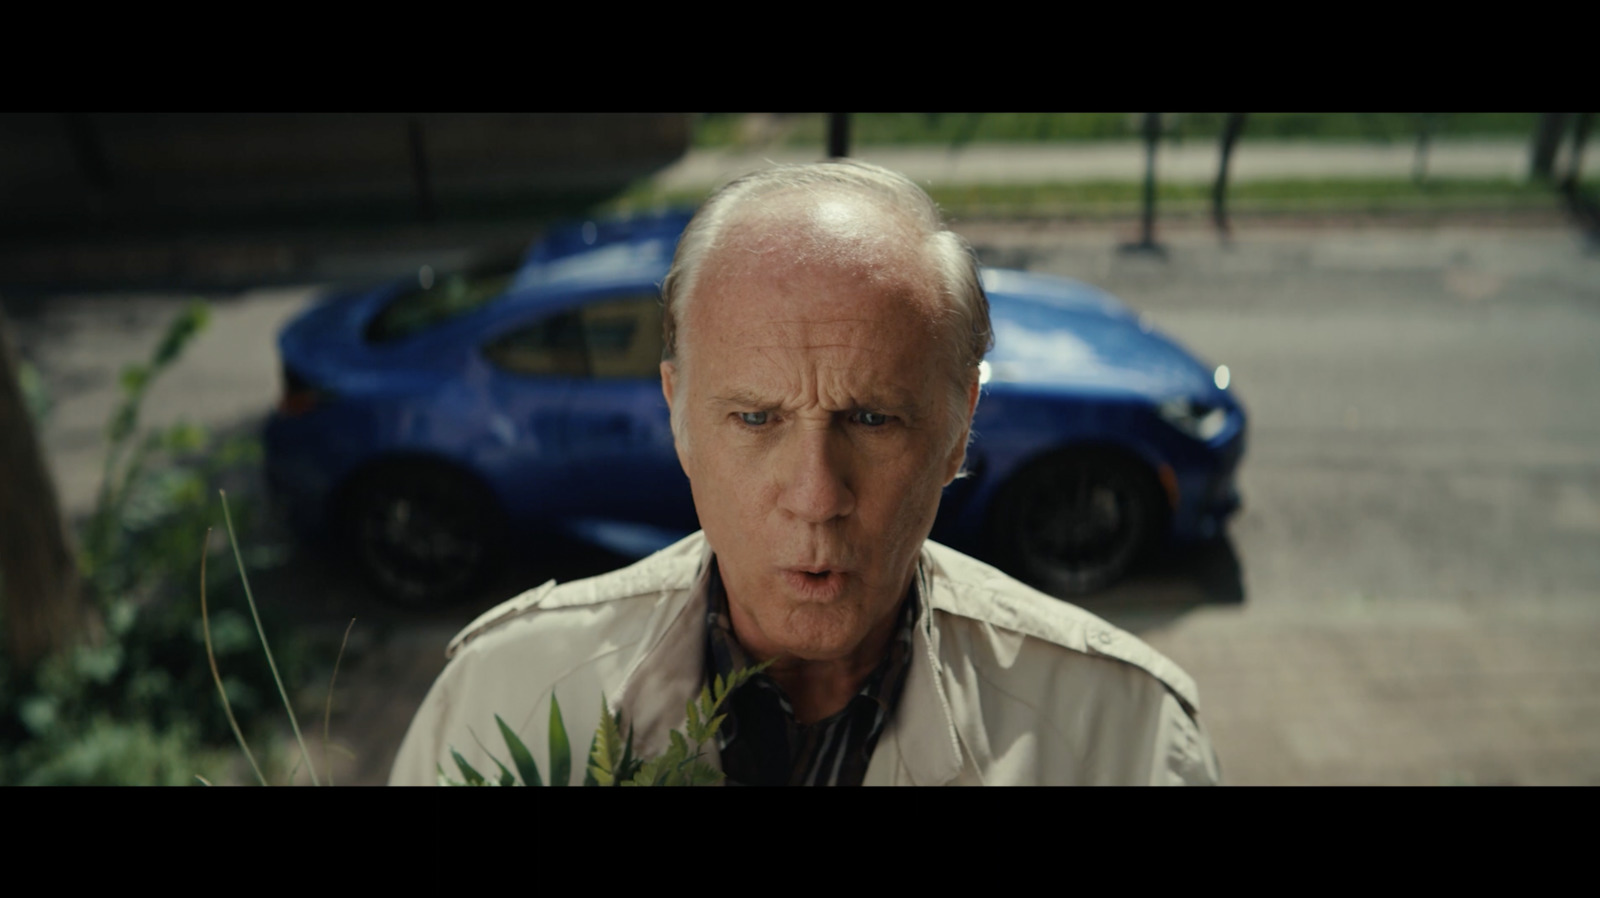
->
1157;397;1228;441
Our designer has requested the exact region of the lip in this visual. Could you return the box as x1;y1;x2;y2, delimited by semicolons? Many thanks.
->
780;569;849;602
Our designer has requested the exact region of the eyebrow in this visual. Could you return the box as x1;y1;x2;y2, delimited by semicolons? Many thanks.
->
709;389;924;417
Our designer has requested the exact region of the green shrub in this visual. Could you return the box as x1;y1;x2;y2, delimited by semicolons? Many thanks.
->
1;302;311;786
440;662;768;787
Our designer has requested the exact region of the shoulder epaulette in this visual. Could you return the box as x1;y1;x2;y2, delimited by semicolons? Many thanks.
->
445;579;557;659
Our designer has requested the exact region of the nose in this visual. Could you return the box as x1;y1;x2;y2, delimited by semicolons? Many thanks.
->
777;424;856;523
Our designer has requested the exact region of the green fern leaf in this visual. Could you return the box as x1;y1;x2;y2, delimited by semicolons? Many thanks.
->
595;697;623;773
586;696;625;786
495;714;543;787
688;760;724;786
490;755;518;787
623;755;663;786
617;719;641;781
548;694;572;787
451;748;487;786
705;713;727;740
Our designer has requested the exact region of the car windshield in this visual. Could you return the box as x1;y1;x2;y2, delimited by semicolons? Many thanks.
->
366;251;522;343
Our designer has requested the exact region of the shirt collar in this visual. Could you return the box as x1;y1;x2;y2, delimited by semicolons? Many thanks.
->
610;534;967;785
702;556;917;719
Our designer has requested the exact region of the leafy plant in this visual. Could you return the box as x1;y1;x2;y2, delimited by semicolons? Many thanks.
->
198;482;766;787
439;660;769;787
199;490;349;786
1;302;310;786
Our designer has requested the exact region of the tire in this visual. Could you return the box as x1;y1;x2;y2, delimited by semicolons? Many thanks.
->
340;460;505;608
989;450;1162;596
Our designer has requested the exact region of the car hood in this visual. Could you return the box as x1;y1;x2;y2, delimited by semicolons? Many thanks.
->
982;269;1222;400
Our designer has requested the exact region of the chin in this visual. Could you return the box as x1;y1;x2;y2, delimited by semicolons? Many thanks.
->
766;604;871;661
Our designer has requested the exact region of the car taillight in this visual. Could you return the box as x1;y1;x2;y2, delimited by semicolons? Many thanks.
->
279;364;330;417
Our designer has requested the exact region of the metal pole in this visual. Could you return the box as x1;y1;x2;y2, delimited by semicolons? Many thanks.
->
1140;112;1159;248
827;113;851;159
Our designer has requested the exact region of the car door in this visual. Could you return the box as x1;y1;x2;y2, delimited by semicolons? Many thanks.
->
477;304;590;526
565;290;698;544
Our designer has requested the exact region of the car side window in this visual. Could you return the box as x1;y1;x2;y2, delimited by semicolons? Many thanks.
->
582;293;664;380
482;309;588;377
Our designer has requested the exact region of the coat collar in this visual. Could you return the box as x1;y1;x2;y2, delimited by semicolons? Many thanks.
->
609;536;967;786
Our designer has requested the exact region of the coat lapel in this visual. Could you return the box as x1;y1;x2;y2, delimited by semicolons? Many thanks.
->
863;552;967;786
609;547;716;770
610;540;966;786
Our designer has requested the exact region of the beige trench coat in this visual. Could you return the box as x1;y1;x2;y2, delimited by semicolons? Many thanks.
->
389;532;1221;786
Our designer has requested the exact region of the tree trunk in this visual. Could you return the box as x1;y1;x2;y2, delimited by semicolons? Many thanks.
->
1213;113;1248;236
0;305;93;675
1530;113;1571;181
1560;112;1593;195
827;113;851;159
1413;113;1438;185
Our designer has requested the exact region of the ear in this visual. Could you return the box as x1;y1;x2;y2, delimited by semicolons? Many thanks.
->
661;360;691;475
942;376;982;485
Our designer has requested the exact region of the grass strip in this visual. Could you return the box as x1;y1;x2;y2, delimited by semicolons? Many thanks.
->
601;177;1589;222
220;489;320;786
199;529;267;786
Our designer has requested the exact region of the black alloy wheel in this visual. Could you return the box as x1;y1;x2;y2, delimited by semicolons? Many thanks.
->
343;462;504;608
991;451;1162;596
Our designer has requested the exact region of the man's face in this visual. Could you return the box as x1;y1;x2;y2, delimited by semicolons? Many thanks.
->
662;193;976;664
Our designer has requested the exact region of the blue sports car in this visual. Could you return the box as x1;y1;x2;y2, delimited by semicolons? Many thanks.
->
264;211;1245;606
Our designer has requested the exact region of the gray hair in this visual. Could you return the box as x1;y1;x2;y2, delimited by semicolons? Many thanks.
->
660;159;993;454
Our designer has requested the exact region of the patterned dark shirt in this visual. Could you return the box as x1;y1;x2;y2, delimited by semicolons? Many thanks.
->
703;559;916;786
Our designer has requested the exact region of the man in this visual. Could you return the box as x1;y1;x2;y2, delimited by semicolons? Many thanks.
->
390;160;1220;786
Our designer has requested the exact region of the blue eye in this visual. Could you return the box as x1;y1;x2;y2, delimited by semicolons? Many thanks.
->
739;411;768;426
856;411;890;427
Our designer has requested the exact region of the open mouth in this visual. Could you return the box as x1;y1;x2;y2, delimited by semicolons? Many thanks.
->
782;568;848;599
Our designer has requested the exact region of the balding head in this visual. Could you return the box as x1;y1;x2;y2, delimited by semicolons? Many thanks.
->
660;160;993;454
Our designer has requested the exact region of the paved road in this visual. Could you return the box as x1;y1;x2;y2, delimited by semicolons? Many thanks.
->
8;220;1600;785
984;222;1600;785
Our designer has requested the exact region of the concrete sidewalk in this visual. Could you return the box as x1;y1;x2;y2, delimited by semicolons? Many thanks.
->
1134;603;1600;786
654;139;1582;191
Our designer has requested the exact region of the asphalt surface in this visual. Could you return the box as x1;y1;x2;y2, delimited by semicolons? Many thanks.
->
11;217;1600;786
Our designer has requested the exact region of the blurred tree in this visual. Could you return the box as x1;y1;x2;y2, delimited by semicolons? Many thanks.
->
0;306;99;676
951;112;984;152
1559;114;1599;239
1560;112;1593;195
1129;112;1163;253
828;113;851;159
1213;113;1248;237
1414;113;1440;185
1530;113;1572;181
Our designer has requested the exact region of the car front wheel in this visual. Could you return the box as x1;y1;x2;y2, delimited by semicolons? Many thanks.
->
990;451;1162;596
341;462;505;608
